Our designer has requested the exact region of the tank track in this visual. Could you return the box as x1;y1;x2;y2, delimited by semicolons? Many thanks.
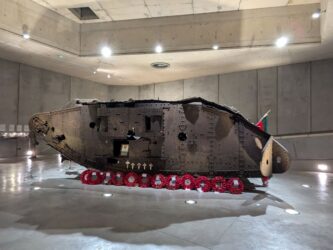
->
79;169;257;194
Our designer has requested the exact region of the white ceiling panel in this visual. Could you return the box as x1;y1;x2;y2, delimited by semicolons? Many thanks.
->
148;4;193;17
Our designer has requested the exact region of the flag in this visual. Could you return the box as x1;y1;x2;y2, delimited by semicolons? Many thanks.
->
256;110;270;132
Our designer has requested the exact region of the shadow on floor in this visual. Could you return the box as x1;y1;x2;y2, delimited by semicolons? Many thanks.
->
0;178;294;240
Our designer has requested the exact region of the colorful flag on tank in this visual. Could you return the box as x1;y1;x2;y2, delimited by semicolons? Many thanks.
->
256;110;270;132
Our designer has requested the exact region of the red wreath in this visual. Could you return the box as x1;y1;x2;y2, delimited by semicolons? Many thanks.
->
111;171;124;186
124;172;139;187
104;171;114;185
86;170;105;185
139;173;151;188
227;178;244;194
181;174;196;190
166;175;181;190
80;169;90;184
211;176;227;193
195;176;211;192
151;174;166;189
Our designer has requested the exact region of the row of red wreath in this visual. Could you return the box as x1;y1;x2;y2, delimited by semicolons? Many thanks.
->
80;170;244;194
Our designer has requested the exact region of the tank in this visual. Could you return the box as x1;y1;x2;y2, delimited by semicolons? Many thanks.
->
29;98;290;193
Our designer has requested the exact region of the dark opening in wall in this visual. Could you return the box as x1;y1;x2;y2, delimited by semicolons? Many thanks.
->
69;7;99;20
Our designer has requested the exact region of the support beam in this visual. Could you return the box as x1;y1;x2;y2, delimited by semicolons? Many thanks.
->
81;4;320;56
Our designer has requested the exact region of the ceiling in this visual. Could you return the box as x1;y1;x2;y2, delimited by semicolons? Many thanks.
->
0;0;332;86
30;0;320;22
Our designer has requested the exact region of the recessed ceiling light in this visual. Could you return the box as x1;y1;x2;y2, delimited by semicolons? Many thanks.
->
107;74;111;79
318;164;328;171
93;71;96;74
301;184;310;188
155;44;163;53
151;62;170;69
101;46;112;57
33;186;41;190
312;9;321;19
185;200;197;205
103;193;112;197
285;209;300;215
275;36;289;48
212;44;219;50
23;32;30;39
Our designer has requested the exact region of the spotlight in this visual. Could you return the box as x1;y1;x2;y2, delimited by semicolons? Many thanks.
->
33;186;41;190
285;209;300;215
312;9;321;19
318;164;328;171
23;32;30;40
302;184;310;188
93;71;97;74
185;200;197;205
212;44;219;50
275;36;289;48
26;150;33;156
107;74;111;79
101;46;112;57
155;44;163;53
103;193;112;197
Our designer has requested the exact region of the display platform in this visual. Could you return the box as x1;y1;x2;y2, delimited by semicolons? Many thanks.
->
0;155;331;250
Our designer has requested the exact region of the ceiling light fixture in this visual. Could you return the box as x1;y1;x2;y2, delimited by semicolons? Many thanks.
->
103;193;112;197
318;164;328;171
275;36;289;48
302;184;310;188
212;44;219;50
93;71;96;74
312;9;321;19
23;32;30;40
107;74;111;79
101;46;112;57
151;62;170;69
96;68;113;73
155;44;163;53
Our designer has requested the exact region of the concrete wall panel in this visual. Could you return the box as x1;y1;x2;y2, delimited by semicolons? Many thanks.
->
71;77;110;101
279;135;333;160
109;86;139;101
41;70;71;112
0;58;19;125
258;67;277;135
219;70;257;123
277;63;311;134
311;59;333;132
139;84;155;100
184;76;218;102
18;64;42;125
0;140;17;158
155;80;184;100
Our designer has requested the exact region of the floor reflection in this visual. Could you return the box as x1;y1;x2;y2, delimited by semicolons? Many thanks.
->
0;155;332;249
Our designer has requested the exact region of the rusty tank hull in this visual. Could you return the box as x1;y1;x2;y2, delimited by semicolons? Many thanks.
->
29;98;290;191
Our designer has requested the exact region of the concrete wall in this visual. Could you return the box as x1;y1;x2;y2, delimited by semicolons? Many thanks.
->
0;58;139;157
138;59;333;171
1;56;333;172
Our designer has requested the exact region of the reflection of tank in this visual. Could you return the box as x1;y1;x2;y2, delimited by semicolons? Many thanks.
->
29;98;290;193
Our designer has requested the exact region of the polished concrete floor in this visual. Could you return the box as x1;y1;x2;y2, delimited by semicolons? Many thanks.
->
0;155;332;250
